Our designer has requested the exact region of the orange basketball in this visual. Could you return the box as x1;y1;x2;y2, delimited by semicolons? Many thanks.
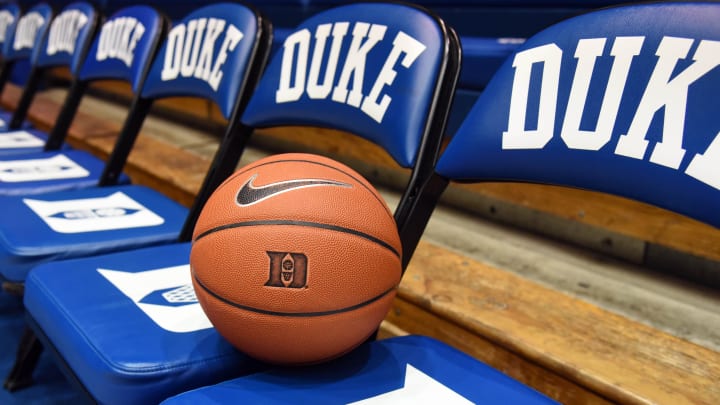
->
190;153;402;365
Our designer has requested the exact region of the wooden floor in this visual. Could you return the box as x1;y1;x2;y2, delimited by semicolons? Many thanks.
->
3;83;719;404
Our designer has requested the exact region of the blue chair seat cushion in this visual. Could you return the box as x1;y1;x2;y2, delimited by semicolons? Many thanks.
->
0;184;188;282
0;128;71;156
24;243;261;405
0;110;33;132
0;128;48;156
0;150;130;195
162;335;557;404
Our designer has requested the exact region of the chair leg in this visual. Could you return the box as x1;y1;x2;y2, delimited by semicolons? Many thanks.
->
4;327;43;392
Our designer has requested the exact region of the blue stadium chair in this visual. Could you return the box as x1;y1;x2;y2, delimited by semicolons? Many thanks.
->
161;1;720;403
0;6;168;287
0;2;100;156
0;4;166;196
0;3;51;132
2;1;272;398
17;1;460;403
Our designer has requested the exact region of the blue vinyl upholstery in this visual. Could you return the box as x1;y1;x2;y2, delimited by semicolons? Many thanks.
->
22;2;459;404
1;3;52;63
78;5;164;93
0;5;164;194
0;3;47;133
162;3;719;404
141;3;261;119
0;2;99;155
0;111;18;132
0;3;20;55
0;185;187;282
24;243;259;404
0;5;169;284
242;2;446;168
33;2;99;75
0;127;69;157
437;2;720;228
17;3;272;403
0;150;114;194
162;335;556;404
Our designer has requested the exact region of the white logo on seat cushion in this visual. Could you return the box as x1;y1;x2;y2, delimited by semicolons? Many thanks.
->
23;191;165;233
0;154;89;182
98;265;212;333
0;130;45;149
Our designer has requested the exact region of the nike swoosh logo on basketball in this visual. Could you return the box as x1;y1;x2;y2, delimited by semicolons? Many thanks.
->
236;174;352;206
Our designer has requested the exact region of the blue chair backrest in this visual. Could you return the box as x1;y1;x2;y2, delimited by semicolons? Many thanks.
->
33;2;99;75
141;2;264;120
0;3;20;56
2;3;52;62
242;1;453;168
437;1;720;229
310;0;628;5
78;5;165;92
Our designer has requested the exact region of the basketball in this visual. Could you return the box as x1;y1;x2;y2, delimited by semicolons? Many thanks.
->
190;153;402;365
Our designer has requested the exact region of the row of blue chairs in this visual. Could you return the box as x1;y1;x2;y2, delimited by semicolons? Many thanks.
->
0;0;717;404
10;0;653;140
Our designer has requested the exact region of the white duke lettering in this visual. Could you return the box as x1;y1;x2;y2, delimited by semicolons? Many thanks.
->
13;11;44;50
160;17;244;91
0;11;15;43
96;17;145;67
503;35;720;190
46;9;89;56
275;21;426;123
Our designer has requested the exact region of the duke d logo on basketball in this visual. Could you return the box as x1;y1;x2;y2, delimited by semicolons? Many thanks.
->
265;252;308;288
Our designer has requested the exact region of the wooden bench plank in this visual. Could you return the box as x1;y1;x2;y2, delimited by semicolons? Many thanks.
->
1;84;119;139
455;182;720;263
383;298;615;404
87;80;215;123
401;241;720;405
78;129;209;207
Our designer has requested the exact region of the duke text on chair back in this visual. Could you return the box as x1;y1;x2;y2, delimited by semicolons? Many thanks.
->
0;2;20;81
0;5;166;195
0;2;49;134
0;3;51;94
142;2;273;241
240;0;461;250
8;2;100;138
62;3;167;173
402;1;720;263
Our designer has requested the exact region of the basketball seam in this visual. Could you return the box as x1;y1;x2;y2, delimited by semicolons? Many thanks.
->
222;157;395;220
193;219;401;259
193;271;397;318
